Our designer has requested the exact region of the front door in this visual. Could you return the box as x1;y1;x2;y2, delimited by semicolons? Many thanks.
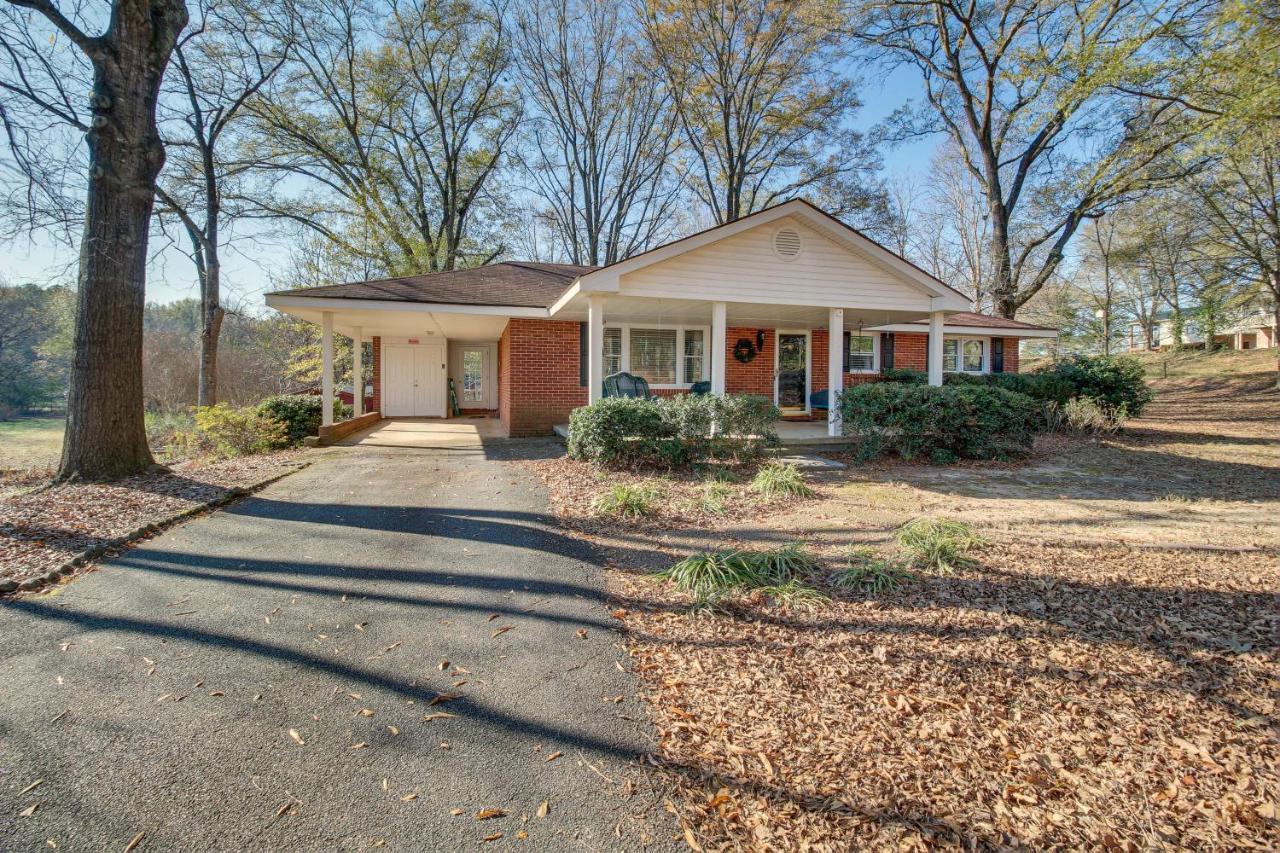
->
450;343;494;411
776;332;809;412
384;344;446;417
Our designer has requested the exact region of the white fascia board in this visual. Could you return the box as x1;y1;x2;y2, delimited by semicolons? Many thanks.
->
265;294;549;318
547;280;582;316
866;321;1059;338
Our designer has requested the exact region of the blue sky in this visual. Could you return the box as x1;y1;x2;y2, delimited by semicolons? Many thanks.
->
0;65;939;311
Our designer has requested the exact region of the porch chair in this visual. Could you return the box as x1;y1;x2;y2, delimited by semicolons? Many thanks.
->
690;381;712;396
602;371;659;401
809;390;834;414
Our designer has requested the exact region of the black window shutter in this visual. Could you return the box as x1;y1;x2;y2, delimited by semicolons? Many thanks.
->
992;338;1004;373
579;322;588;386
881;333;894;370
842;331;850;372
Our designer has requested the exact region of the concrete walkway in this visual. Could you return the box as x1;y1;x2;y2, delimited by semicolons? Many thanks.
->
0;440;675;851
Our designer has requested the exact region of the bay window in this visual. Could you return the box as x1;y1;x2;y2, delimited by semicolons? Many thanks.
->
603;325;710;387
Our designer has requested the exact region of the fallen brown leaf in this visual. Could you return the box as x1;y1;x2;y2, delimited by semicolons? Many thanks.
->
475;808;506;820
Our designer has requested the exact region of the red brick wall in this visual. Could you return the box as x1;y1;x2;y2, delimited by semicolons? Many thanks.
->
893;332;928;370
371;336;382;413
501;319;587;437
1002;337;1021;373
725;327;775;396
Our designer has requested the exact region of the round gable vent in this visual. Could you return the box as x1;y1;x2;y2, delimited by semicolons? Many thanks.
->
773;227;802;260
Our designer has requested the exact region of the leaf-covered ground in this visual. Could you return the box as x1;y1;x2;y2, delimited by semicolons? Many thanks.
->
0;452;305;588
533;375;1280;849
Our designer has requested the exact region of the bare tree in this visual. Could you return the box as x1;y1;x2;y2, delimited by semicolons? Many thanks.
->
247;0;519;275
640;0;882;224
1075;216;1122;354
155;0;290;407
513;0;681;265
1192;141;1280;367
1;0;187;479
855;0;1198;318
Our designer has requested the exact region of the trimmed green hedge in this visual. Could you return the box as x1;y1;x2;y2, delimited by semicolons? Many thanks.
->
568;393;780;468
840;383;1040;463
256;394;352;446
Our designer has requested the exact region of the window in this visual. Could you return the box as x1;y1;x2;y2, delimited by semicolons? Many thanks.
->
603;328;623;376
461;349;484;402
943;337;985;373
602;325;709;386
846;334;875;372
683;330;704;385
963;339;983;372
629;328;677;384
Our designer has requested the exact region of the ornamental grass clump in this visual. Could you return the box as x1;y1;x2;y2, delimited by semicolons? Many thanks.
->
750;461;814;500
895;517;983;573
831;546;914;594
592;483;662;520
659;542;820;602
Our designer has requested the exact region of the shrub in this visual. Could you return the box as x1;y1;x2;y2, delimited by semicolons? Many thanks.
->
592;483;662;519
146;410;199;458
895;518;982;573
256;394;352;447
880;367;927;384
832;547;914;594
193;404;290;457
1033;355;1153;417
1062;397;1127;434
568;393;780;468
840;383;1039;462
750;461;815;499
568;397;685;468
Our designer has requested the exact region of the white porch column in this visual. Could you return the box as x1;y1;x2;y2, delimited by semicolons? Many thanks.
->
711;301;727;396
321;311;335;426
927;310;945;387
827;308;844;436
351;326;363;417
588;294;605;402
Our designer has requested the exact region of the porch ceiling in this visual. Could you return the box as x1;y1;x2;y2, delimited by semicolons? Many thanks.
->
553;294;935;331
265;300;510;341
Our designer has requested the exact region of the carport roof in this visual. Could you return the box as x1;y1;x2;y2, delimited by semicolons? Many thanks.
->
267;261;598;309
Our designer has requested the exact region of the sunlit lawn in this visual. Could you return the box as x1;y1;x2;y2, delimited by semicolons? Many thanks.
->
0;417;63;472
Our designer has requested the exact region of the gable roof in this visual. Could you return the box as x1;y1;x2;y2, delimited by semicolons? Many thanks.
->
267;261;595;309
572;198;973;309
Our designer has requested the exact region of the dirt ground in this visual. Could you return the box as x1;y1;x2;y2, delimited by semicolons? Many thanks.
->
532;365;1280;850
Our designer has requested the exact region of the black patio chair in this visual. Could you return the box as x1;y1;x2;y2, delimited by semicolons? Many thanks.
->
690;381;712;396
603;371;658;401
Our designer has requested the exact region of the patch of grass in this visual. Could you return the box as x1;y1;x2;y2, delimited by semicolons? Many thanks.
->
895;517;983;573
695;481;732;515
0;416;63;470
832;547;914;594
659;551;765;597
750;461;814;500
699;463;742;484
592;483;663;520
754;579;830;607
658;542;818;600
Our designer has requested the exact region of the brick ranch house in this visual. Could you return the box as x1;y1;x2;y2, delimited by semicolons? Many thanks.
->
264;200;1058;438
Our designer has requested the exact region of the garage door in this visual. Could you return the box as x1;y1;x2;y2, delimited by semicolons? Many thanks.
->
383;344;446;417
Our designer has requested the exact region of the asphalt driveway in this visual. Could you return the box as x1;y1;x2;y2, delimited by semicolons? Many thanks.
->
0;437;676;850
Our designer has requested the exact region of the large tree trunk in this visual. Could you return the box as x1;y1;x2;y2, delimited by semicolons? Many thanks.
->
57;0;188;481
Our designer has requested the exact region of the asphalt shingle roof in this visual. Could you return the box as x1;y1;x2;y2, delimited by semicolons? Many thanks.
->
268;261;598;309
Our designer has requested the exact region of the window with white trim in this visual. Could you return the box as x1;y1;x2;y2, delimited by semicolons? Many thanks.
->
846;334;876;372
943;337;986;373
604;325;710;387
603;328;623;375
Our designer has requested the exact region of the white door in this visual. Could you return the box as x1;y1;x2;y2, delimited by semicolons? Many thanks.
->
384;344;446;417
415;344;446;416
450;343;494;410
